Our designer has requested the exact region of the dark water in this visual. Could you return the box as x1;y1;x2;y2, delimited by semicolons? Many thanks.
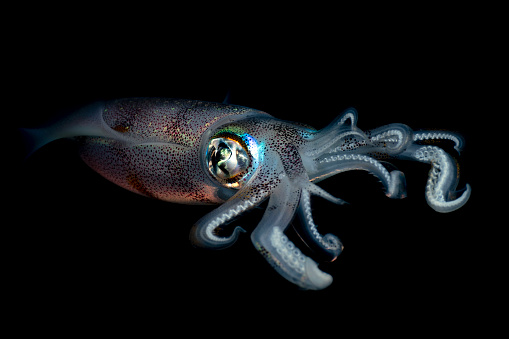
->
5;44;483;330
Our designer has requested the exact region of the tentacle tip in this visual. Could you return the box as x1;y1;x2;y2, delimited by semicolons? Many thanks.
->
335;198;350;205
454;134;466;154
428;183;471;213
189;224;246;250
336;243;345;257
448;183;471;211
461;183;472;201
387;170;407;199
306;182;349;205
235;226;247;234
322;233;344;261
303;258;333;290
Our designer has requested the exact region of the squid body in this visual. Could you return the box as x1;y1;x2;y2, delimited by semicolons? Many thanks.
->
22;98;471;290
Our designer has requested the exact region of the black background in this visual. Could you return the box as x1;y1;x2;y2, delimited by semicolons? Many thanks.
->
5;10;490;334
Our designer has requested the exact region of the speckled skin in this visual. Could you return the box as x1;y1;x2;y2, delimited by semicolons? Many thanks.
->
79;98;270;204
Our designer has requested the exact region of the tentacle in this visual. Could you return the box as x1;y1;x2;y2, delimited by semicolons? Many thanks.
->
251;175;333;290
401;145;471;212
302;108;369;158
306;181;348;205
296;184;345;262
189;194;258;249
309;153;407;199
189;154;282;249
366;123;414;157
323;107;358;129
337;108;358;126
303;129;369;158
413;130;464;153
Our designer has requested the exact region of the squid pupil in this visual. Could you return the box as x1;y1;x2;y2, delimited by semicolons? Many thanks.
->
218;143;232;161
215;142;232;175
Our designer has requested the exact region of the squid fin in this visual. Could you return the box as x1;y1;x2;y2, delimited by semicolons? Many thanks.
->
222;90;232;105
19;125;63;159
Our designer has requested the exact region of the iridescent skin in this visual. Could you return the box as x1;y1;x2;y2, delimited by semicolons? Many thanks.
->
23;97;471;290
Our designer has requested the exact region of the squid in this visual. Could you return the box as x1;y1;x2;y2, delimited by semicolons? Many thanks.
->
22;97;471;290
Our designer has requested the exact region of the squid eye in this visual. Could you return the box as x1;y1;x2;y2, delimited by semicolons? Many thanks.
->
207;136;250;187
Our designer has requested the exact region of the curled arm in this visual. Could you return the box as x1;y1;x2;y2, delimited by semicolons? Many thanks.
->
401;145;471;212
